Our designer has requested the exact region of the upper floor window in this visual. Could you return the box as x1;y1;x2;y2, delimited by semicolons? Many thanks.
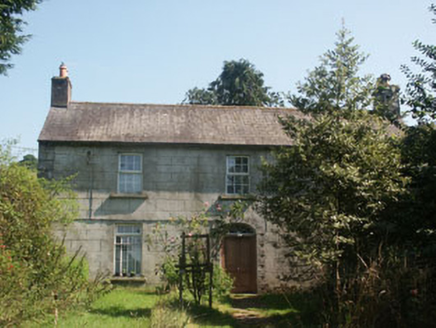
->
118;154;142;193
226;156;249;194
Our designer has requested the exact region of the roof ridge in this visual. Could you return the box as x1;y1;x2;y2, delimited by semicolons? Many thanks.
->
69;101;298;111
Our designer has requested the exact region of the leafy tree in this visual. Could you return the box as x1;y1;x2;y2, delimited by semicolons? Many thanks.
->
18;153;37;170
258;110;408;326
184;59;283;107
290;26;374;115
372;73;402;124
260;26;407;269
183;87;217;106
258;111;406;267
401;4;436;122
400;124;436;242
257;26;415;326
0;0;42;75
398;5;436;248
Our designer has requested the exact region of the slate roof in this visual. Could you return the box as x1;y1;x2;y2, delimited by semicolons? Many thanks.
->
38;102;302;146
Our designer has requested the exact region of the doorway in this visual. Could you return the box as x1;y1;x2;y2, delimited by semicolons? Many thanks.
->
221;224;257;293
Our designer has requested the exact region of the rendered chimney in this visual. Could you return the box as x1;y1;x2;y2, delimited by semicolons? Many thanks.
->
51;63;72;108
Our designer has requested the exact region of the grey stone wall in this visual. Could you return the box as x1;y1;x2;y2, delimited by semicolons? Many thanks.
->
42;142;293;292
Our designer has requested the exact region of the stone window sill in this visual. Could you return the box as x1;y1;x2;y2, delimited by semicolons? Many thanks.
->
109;192;148;199
110;276;146;283
219;194;257;201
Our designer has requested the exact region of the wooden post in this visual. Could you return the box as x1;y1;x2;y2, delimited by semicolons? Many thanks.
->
179;232;185;308
209;262;213;308
207;235;213;308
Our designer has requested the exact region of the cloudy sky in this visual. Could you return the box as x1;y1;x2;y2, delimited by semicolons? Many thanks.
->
0;0;434;155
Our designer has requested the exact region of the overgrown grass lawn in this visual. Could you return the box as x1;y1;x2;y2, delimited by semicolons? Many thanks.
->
24;287;319;327
28;288;158;328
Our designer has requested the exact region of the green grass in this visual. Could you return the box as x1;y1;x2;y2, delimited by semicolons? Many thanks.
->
23;287;320;328
25;287;159;328
186;302;238;328
231;293;321;327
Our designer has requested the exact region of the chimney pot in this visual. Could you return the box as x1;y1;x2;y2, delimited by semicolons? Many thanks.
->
59;63;68;77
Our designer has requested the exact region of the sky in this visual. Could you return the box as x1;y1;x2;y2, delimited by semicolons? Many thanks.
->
0;0;434;156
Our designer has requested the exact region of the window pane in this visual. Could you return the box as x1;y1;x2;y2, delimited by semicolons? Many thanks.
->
115;244;121;274
119;173;142;193
120;155;141;172
132;156;141;171
227;157;236;173
117;225;142;234
235;184;242;194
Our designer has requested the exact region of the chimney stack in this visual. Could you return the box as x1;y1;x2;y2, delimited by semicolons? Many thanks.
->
51;63;72;107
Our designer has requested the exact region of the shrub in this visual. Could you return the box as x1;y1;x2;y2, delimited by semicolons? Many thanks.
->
209;264;233;299
0;142;107;326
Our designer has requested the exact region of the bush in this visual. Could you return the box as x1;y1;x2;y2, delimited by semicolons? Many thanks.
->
210;264;233;299
157;256;179;293
0;142;107;326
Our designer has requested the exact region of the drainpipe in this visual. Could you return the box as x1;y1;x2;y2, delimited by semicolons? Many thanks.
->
87;151;93;220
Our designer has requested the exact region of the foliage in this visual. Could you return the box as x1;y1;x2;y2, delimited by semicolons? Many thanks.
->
398;5;436;258
0;0;42;75
148;203;245;305
258;110;407;266
397;123;436;246
310;246;436;328
372;74;402;124
149;211;211;304
18;153;37;170
209;264;233;300
401;4;436;122
258;18;436;327
0;142;106;326
258;109;410;326
183;87;217;106
289;25;374;115
184;59;283;107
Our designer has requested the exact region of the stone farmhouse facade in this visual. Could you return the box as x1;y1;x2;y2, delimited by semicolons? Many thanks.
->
38;66;304;293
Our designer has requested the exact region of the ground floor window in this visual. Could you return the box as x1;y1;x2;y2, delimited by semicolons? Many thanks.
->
114;224;142;276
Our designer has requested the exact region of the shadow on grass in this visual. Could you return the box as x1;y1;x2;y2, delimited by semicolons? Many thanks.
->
231;292;318;311
111;287;157;296
229;292;321;328
90;306;152;319
187;303;239;327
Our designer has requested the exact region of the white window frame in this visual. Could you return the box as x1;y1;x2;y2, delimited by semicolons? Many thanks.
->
226;155;250;195
113;224;142;276
118;153;143;193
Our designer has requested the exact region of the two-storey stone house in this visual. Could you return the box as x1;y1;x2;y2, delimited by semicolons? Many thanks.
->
38;65;303;293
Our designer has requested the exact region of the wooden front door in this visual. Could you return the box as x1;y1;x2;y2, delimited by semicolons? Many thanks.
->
222;235;257;293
